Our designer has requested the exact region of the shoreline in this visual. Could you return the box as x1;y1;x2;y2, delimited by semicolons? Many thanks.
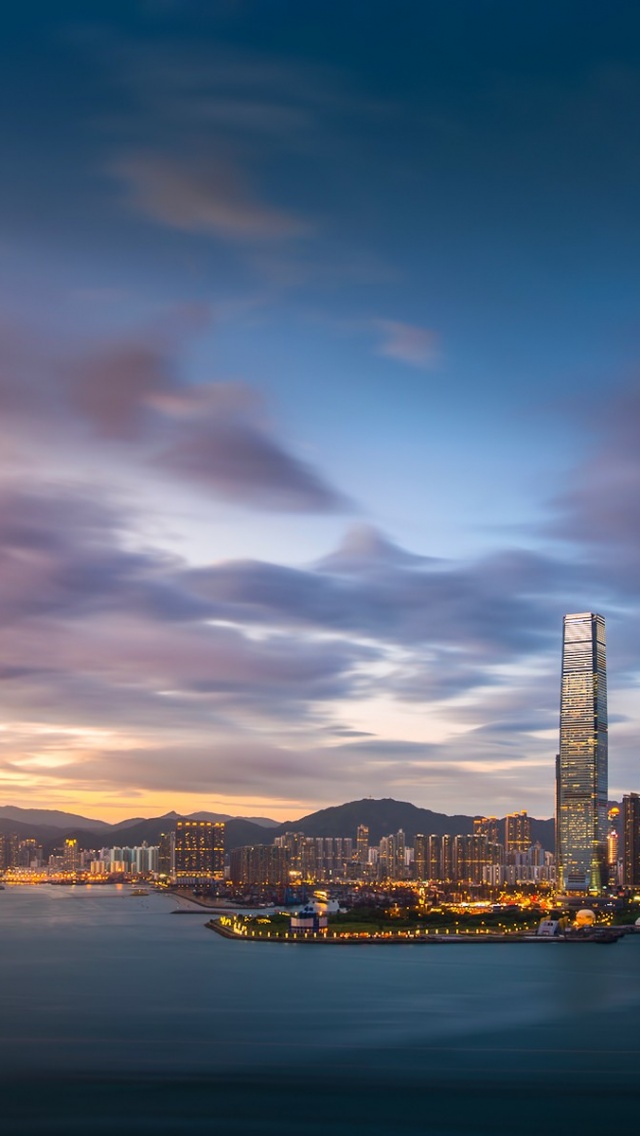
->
169;889;276;914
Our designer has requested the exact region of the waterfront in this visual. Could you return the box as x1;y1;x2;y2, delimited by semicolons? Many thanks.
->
3;884;640;1134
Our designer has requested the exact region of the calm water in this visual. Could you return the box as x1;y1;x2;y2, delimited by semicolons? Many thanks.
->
2;884;640;1134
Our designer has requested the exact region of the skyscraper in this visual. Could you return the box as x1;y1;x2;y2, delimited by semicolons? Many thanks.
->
556;612;608;893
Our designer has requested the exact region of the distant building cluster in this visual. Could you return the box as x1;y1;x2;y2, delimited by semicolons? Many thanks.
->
226;812;553;890
0;834;162;878
0;834;43;871
0;819;226;884
89;843;160;876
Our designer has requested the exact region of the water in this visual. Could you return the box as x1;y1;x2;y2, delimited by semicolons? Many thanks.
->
2;885;640;1133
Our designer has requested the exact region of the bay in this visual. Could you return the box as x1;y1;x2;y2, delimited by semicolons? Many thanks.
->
2;884;639;1134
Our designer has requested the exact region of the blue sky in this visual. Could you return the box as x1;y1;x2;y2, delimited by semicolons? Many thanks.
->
2;1;640;821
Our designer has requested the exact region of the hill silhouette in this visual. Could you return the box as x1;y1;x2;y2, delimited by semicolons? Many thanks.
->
0;798;556;853
271;799;554;848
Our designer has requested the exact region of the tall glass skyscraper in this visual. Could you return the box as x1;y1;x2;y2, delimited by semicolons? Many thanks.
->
556;612;608;893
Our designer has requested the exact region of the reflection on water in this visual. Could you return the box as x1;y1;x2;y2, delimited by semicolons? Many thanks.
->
2;885;640;1133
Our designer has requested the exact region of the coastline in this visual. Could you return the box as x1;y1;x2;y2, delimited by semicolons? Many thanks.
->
169;888;275;914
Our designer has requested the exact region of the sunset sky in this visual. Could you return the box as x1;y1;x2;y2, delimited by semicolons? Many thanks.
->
2;2;640;823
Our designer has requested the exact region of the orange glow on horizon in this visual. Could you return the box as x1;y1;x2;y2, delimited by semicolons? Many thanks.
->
0;790;320;825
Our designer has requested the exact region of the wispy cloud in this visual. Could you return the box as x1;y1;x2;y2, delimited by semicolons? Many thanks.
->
374;320;439;368
550;385;640;575
0;321;347;514
157;382;348;512
112;152;307;240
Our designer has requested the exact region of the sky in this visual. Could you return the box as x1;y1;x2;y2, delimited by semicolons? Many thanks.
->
2;1;640;823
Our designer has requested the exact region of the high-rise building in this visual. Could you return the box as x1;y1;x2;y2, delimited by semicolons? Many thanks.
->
16;838;43;868
414;834;427;880
212;823;225;879
395;829;406;878
441;834;453;882
504;811;532;854
453;834;488;885
63;838;81;873
229;844;289;887
377;830;407;879
174;820;224;881
556;612;608;893
622;793;640;889
474;816;499;844
356;825;369;868
607;827;620;886
426;835;442;881
158;830;175;877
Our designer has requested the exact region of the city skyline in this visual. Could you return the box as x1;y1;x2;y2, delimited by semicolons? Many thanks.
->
3;4;640;823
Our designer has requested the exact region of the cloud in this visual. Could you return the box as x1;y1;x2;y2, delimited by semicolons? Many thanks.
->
157;382;349;512
112;152;306;240
112;38;376;156
551;386;640;559
65;341;175;440
315;523;437;573
374;320;439;368
187;531;561;659
0;322;346;514
545;383;640;618
0;483;374;746
0;479;620;815
0;727;551;806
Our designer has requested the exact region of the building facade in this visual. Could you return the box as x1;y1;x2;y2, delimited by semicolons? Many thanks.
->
504;810;532;854
556;612;608;893
474;816;499;844
356;825;369;870
229;844;289;887
622;793;640;889
414;834;427;880
174;819;225;881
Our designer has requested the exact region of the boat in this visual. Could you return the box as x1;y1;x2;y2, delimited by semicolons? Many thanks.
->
130;887;149;897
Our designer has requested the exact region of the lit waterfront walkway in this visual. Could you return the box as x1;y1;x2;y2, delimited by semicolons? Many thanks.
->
207;918;626;945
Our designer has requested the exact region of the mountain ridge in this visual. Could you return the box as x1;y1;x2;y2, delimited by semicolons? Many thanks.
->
0;798;557;853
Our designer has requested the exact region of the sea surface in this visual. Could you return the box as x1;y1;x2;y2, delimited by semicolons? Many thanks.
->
2;884;640;1134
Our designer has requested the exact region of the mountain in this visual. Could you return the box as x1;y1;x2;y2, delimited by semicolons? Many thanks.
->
88;815;271;851
237;817;280;828
269;799;555;850
0;798;556;853
176;811;278;827
0;806;111;831
0;818;73;843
